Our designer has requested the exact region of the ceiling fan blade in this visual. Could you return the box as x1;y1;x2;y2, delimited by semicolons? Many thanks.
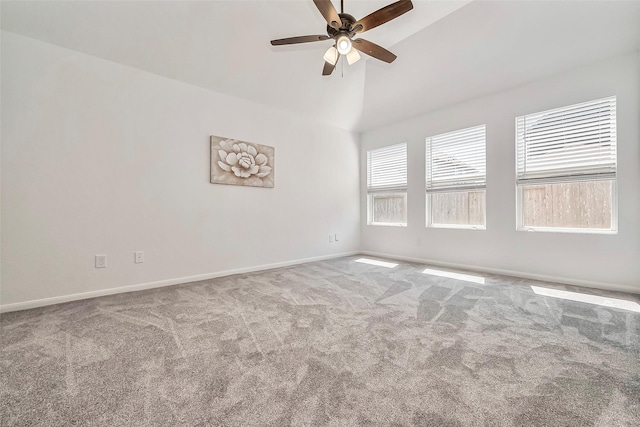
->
322;61;336;76
351;0;413;33
271;35;330;46
313;0;343;30
352;38;397;63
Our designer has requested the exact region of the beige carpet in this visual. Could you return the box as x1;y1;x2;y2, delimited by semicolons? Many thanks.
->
1;256;639;426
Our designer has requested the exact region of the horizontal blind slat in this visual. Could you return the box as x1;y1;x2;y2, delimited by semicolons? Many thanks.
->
426;124;486;192
367;142;407;192
517;96;617;181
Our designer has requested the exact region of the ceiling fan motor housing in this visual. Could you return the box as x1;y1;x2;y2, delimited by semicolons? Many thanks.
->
327;13;358;38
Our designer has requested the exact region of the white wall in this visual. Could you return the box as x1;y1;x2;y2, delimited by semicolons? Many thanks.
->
1;32;360;308
360;52;640;292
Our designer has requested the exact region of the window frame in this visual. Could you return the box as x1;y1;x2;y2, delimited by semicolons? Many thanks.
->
425;124;487;230
515;97;618;234
426;189;486;230
515;180;618;234
367;192;408;227
366;143;408;227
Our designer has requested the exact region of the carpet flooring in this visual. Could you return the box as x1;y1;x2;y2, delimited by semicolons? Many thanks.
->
1;256;639;426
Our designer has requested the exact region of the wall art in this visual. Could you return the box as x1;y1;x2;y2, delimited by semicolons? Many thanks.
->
210;136;274;188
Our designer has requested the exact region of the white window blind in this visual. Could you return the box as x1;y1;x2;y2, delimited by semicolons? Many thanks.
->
426;125;486;192
516;96;617;184
367;143;407;193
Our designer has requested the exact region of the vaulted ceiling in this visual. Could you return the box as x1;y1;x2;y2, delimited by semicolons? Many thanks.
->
2;1;640;132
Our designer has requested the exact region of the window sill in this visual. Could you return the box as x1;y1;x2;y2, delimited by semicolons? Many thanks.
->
517;227;617;235
428;224;486;231
368;222;407;227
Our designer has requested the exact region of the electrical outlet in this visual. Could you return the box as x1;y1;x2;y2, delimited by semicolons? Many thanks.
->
329;234;334;242
134;251;144;264
95;254;107;268
334;233;339;242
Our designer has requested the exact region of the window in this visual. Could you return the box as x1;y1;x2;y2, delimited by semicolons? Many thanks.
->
367;143;407;226
426;125;486;228
516;97;617;233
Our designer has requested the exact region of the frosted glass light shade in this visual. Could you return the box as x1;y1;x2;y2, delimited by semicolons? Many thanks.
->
323;46;338;66
336;36;352;55
346;48;361;65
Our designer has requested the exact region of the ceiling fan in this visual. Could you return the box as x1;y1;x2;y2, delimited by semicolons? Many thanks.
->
270;0;413;76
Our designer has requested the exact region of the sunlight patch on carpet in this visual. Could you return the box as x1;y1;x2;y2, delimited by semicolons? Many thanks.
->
531;286;640;313
422;268;486;284
355;258;398;268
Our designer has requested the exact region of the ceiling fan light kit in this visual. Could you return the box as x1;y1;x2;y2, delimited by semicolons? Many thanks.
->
323;46;339;66
336;35;352;55
346;48;361;65
270;0;413;76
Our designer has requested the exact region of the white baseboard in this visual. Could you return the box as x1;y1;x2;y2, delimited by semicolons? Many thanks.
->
0;251;359;313
4;250;636;313
360;251;640;295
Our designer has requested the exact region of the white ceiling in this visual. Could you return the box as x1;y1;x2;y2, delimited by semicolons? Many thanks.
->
2;1;640;132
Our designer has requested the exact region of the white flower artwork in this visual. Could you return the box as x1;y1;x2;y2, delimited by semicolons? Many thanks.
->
210;136;274;188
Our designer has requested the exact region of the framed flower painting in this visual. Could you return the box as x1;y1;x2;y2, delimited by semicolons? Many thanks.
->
210;136;274;188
